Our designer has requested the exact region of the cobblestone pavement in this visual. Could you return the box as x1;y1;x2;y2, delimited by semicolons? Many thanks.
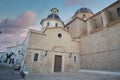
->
0;64;120;80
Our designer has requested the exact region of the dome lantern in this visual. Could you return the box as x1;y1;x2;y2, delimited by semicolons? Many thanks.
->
47;8;61;20
51;8;59;14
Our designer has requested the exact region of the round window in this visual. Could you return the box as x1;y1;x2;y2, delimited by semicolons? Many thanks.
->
58;33;62;38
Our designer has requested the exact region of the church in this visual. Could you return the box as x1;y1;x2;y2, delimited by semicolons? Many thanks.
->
19;0;120;74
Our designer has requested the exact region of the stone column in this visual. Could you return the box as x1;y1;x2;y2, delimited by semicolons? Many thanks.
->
101;11;111;27
87;19;96;34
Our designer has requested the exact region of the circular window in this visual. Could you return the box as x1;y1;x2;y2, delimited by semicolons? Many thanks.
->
58;33;62;38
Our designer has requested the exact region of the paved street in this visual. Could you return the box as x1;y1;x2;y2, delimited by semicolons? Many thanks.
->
0;64;21;80
0;64;120;80
19;72;120;80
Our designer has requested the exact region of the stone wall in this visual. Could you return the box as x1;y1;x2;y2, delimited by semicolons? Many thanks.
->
24;49;52;73
24;27;80;73
28;28;80;53
65;18;87;38
79;23;120;72
24;48;80;73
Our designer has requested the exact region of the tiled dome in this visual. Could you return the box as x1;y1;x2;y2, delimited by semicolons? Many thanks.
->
47;13;61;20
75;7;93;14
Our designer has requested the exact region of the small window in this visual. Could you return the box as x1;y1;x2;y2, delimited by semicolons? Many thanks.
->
58;33;62;38
74;56;77;63
82;14;86;20
34;53;39;61
47;22;50;26
117;7;120;17
55;23;58;27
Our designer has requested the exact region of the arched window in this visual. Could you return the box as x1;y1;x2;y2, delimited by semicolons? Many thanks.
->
55;23;58;27
47;22;50;26
117;7;120;17
82;14;86;20
34;53;39;61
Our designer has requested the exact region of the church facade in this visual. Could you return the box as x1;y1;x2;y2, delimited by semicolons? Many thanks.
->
21;8;80;73
20;0;120;73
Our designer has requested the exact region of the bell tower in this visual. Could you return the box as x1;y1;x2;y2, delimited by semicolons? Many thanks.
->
40;8;64;32
72;7;93;20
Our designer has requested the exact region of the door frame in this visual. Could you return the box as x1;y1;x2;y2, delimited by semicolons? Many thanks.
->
54;55;62;72
51;54;64;73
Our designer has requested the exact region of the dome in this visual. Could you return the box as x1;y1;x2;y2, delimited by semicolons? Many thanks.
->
47;13;61;20
75;7;93;14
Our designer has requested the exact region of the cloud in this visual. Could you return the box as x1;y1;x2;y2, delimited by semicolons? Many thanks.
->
16;11;36;29
0;34;16;45
64;0;81;6
0;33;19;51
0;11;36;51
0;11;36;34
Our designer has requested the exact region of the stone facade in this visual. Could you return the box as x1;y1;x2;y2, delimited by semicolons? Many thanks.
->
80;23;120;71
23;28;80;73
65;18;87;38
65;1;120;72
79;1;120;72
20;1;120;74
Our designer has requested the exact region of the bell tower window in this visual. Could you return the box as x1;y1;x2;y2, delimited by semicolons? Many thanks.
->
82;14;87;20
117;7;120;17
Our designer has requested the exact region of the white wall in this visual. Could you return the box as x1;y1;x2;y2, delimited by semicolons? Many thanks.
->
6;45;24;67
41;19;64;31
0;52;6;63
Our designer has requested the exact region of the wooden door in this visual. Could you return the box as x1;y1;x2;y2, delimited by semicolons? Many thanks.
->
54;55;62;72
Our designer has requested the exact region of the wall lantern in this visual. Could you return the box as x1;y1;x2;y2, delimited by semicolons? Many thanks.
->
45;50;48;57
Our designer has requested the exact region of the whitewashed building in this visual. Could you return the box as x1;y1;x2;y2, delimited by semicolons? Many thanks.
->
0;52;6;63
5;44;25;69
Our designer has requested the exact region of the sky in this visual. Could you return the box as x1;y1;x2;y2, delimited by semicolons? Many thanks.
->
0;0;117;51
